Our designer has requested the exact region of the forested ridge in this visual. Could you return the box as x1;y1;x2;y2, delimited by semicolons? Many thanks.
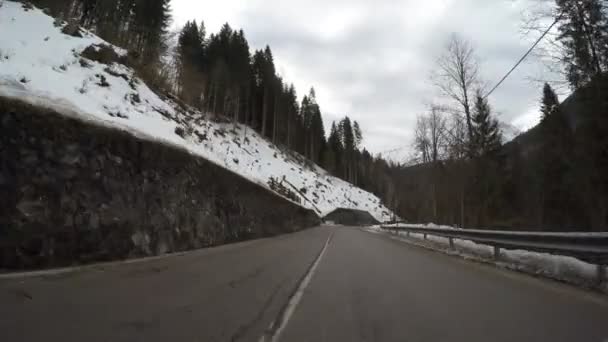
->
25;0;398;211
20;0;608;231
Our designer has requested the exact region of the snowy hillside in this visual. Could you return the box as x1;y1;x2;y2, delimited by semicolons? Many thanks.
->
0;1;394;221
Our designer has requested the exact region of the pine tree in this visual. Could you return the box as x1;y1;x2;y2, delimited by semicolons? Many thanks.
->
299;95;312;157
177;20;205;106
556;0;608;89
324;122;343;174
353;121;363;149
311;108;325;162
285;84;298;148
468;93;502;225
257;46;275;137
470;93;501;157
300;88;324;160
130;0;171;62
339;117;356;181
537;82;575;228
540;83;560;122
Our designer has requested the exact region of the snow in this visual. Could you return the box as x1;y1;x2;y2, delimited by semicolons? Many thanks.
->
383;222;608;237
365;225;605;291
0;1;394;221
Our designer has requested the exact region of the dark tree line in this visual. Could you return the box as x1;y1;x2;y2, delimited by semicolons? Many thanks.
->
27;0;393;196
173;18;390;190
174;20;329;161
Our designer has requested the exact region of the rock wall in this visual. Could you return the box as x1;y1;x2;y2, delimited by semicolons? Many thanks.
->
323;208;379;226
0;97;320;270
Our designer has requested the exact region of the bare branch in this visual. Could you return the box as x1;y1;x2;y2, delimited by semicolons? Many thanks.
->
431;34;481;144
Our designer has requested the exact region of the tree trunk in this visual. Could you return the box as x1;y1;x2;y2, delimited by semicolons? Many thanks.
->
262;86;268;137
463;93;473;150
432;168;438;222
273;94;279;144
573;1;603;76
460;186;465;228
212;85;218;115
286;108;291;148
234;94;240;126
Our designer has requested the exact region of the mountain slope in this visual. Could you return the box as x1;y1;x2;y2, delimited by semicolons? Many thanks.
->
0;1;393;221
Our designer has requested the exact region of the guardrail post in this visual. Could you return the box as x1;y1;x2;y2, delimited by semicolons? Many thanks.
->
449;237;454;250
493;246;500;260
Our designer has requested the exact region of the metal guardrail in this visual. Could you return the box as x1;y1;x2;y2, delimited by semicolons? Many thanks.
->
381;225;608;283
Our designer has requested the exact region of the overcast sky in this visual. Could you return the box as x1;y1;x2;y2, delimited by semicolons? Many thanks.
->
171;0;562;160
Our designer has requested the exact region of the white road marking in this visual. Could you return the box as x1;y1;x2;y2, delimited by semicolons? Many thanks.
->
0;252;188;280
0;234;274;280
260;232;333;342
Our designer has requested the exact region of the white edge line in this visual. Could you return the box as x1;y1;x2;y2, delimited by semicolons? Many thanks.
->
261;233;333;342
0;251;190;280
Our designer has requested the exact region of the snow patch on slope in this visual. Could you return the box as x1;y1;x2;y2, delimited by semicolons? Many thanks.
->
0;1;394;221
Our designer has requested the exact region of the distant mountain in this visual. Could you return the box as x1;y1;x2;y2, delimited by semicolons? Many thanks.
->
506;75;606;156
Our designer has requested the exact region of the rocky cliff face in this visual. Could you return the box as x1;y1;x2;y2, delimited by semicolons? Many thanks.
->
323;208;380;226
0;98;320;270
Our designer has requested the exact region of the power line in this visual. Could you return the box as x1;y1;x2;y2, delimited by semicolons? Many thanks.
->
484;12;564;99
382;13;563;155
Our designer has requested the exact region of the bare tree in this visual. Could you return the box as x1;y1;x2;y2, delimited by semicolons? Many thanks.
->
414;105;448;164
428;105;448;163
432;34;480;148
414;114;431;163
442;110;470;227
413;105;448;220
443;111;467;161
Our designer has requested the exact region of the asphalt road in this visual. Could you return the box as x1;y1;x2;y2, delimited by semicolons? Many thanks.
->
1;226;607;342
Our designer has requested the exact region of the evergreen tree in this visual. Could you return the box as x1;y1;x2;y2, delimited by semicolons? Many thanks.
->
262;46;276;137
339;117;356;181
469;93;502;225
285;84;298;148
299;95;312;157
353;121;363;148
538;84;574;228
300;88;325;161
340;117;355;153
470;93;501;157
177;20;205;106
324;122;344;174
553;0;608;229
131;0;172;62
556;0;608;89
540;83;560;122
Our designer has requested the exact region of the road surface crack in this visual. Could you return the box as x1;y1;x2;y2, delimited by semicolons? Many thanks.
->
229;280;286;342
228;267;264;289
259;232;334;342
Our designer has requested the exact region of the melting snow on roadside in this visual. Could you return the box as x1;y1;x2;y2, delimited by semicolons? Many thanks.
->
365;225;605;291
0;1;394;221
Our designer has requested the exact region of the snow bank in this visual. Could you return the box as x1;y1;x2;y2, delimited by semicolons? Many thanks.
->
365;225;606;291
0;1;394;221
